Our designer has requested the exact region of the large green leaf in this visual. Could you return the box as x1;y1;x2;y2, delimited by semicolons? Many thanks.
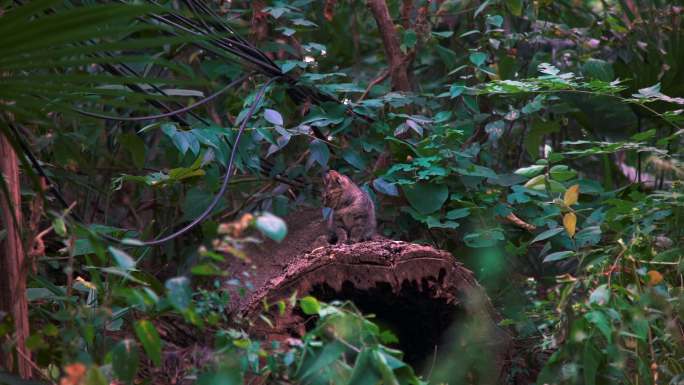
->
135;320;161;367
403;182;448;215
113;339;139;383
165;277;191;312
117;135;146;171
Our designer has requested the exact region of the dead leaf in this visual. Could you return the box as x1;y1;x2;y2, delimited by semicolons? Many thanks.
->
324;0;338;21
75;277;98;292
556;273;577;282
60;363;86;385
647;270;663;286
496;213;536;230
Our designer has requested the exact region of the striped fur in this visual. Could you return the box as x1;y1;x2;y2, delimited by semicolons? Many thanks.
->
322;171;376;244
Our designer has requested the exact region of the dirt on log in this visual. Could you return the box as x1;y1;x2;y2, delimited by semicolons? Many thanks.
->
222;208;512;382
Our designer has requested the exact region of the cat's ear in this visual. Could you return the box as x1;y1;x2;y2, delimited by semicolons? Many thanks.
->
329;170;340;182
180;344;196;359
321;172;329;184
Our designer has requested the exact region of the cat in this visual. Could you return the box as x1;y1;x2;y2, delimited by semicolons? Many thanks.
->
322;170;376;244
151;344;215;385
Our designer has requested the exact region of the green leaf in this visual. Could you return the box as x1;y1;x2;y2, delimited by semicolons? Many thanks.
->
584;341;602;385
135;320;161;367
470;52;486;67
526;132;541;159
300;296;319;315
447;208;471;219
474;0;490;16
165;277;191;312
485;120;505;141
403;182;448;215
403;30;417;48
348;349;382;385
374;350;400;385
181;187;223;221
113;339;139;382
373;178;398;196
296;340;346;381
588;286;610;308
532;227;565;243
172;131;189;154
292;18;317;27
118;134;146;171
506;0;522;15
256;213;287;242
486;15;503;27
53;217;66;237
341;148;366;170
264;109;284;125
436;46;457;70
543;251;574;263
530;120;561;134
108;247;135;271
462;95;480;113
631;129;656;141
84;366;108;385
550;165;578;181
450;82;465;99
309;139;330;167
524;174;546;190
582;58;614;82
515;165;545;178
160;123;177;137
431;31;454;38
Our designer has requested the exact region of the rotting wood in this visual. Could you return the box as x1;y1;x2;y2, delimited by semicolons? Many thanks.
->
223;209;512;383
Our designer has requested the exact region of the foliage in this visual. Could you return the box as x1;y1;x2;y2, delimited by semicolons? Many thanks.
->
3;0;684;383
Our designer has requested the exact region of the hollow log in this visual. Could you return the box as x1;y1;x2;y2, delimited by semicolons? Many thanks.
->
223;208;512;383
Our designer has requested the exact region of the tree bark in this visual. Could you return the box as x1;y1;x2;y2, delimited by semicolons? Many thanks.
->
0;128;31;378
401;0;413;30
367;0;411;93
367;0;413;172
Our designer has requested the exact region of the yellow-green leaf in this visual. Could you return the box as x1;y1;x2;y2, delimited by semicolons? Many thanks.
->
563;212;577;238
564;184;580;206
135;320;161;366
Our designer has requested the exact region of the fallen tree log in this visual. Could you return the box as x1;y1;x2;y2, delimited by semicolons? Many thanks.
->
222;208;512;382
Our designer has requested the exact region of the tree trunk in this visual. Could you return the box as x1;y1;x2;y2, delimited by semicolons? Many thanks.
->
367;0;412;172
401;0;413;30
367;0;411;93
0;129;31;378
221;208;512;384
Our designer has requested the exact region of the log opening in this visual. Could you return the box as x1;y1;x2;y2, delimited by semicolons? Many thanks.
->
221;209;512;382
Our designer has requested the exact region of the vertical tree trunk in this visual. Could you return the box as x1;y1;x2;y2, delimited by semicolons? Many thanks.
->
400;0;413;30
0;129;31;379
367;0;412;172
367;0;411;93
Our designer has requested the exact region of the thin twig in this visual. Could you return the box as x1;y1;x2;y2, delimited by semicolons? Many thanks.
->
427;345;438;381
16;346;54;383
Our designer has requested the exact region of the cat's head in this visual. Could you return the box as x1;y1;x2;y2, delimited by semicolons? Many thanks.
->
151;345;197;385
322;170;351;208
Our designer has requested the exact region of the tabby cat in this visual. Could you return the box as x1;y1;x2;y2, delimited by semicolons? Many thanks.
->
151;345;215;384
322;170;376;244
